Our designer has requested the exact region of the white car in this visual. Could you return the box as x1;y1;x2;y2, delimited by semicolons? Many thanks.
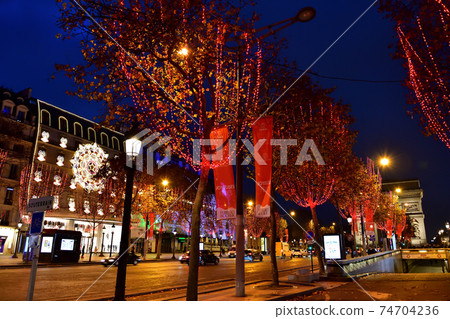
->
291;249;308;258
227;246;236;258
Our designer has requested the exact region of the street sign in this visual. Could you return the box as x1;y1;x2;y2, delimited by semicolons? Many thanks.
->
27;196;53;212
29;211;45;235
307;240;314;245
306;230;315;240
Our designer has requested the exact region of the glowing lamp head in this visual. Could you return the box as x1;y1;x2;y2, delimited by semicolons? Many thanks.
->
347;217;352;223
18;220;23;229
290;211;295;216
296;7;316;22
446;222;449;230
247;201;253;207
125;138;141;157
395;188;402;193
380;157;390;167
162;179;169;187
178;47;189;56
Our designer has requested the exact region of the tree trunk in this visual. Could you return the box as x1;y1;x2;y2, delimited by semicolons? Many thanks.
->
269;196;279;286
156;228;163;259
310;206;325;275
186;166;209;301
89;223;95;263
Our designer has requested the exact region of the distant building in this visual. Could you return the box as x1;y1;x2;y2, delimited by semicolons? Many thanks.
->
0;87;125;255
382;179;427;246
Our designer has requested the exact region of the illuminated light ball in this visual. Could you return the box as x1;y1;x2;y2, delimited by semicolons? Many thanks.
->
71;143;108;192
380;157;389;166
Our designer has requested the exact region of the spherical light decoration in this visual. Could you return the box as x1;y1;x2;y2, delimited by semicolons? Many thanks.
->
41;131;49;142
71;143;108;192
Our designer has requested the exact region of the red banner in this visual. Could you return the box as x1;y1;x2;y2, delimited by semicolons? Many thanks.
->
211;127;236;220
252;116;273;218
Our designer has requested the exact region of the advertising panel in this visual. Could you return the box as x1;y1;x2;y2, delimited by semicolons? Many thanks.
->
323;234;342;260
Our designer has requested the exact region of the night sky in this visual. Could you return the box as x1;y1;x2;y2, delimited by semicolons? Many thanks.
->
1;1;449;239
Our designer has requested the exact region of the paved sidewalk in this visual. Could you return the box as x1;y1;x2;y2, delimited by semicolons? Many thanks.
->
0;252;180;268
128;273;323;301
293;273;450;301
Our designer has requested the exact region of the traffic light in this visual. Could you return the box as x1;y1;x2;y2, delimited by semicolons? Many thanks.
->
307;244;314;252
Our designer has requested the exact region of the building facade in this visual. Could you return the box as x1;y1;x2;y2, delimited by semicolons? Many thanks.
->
382;179;427;246
0;87;126;256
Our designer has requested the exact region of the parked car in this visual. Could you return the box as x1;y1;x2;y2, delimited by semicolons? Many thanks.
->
182;250;220;265
227;245;236;258
179;252;189;264
291;249;308;258
101;252;142;267
244;249;263;262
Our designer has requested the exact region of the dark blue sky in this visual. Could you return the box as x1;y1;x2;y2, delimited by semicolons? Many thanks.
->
1;1;449;239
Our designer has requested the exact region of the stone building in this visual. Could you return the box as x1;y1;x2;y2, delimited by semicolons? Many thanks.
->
382;179;427;246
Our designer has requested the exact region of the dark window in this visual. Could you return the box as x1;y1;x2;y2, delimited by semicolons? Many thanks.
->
41;111;50;126
2;106;12;115
59;118;68;132
9;164;18;180
74;123;82;137
112;138;119;150
4;187;14;205
0;210;10;226
17;111;25;122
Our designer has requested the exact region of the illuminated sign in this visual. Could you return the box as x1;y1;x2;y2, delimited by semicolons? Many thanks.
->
40;236;54;253
323;234;342;260
61;239;75;251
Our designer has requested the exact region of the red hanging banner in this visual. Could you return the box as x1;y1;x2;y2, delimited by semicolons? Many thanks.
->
252;116;273;218
210;127;236;220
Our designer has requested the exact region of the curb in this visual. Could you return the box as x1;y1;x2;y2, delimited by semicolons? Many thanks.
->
268;286;324;301
0;258;177;269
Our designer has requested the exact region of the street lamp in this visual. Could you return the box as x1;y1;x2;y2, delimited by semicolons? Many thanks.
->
99;226;106;257
445;222;449;230
395;188;402;193
11;220;23;258
290;211;295;217
296;7;316;22
109;225;115;257
380;157;390;167
247;200;253;207
172;231;177;260
162;179;169;187
114;132;141;301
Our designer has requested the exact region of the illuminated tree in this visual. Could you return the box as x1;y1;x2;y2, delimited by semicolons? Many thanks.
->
57;0;275;299
379;0;450;149
274;86;356;274
19;163;68;220
244;204;269;246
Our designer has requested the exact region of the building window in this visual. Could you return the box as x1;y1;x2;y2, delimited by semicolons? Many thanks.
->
41;110;51;126
2;105;12;115
59;117;69;132
112;137;120;150
17;111;25;122
4;187;14;205
8;164;18;180
88;128;96;142
100;132;109;147
74;122;83;137
0;210;10;226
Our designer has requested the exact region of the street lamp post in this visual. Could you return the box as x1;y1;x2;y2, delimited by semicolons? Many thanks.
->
99;226;106;257
114;134;141;301
11;220;23;258
347;216;356;257
109;225;115;257
172;231;177;260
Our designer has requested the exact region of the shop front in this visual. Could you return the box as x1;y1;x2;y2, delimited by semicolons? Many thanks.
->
0;226;17;255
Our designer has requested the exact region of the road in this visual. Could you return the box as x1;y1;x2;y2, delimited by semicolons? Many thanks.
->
0;256;313;301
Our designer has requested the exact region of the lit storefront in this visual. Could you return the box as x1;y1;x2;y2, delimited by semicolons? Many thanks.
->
0;226;17;255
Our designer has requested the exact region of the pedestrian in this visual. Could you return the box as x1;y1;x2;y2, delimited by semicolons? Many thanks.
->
81;245;85;258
